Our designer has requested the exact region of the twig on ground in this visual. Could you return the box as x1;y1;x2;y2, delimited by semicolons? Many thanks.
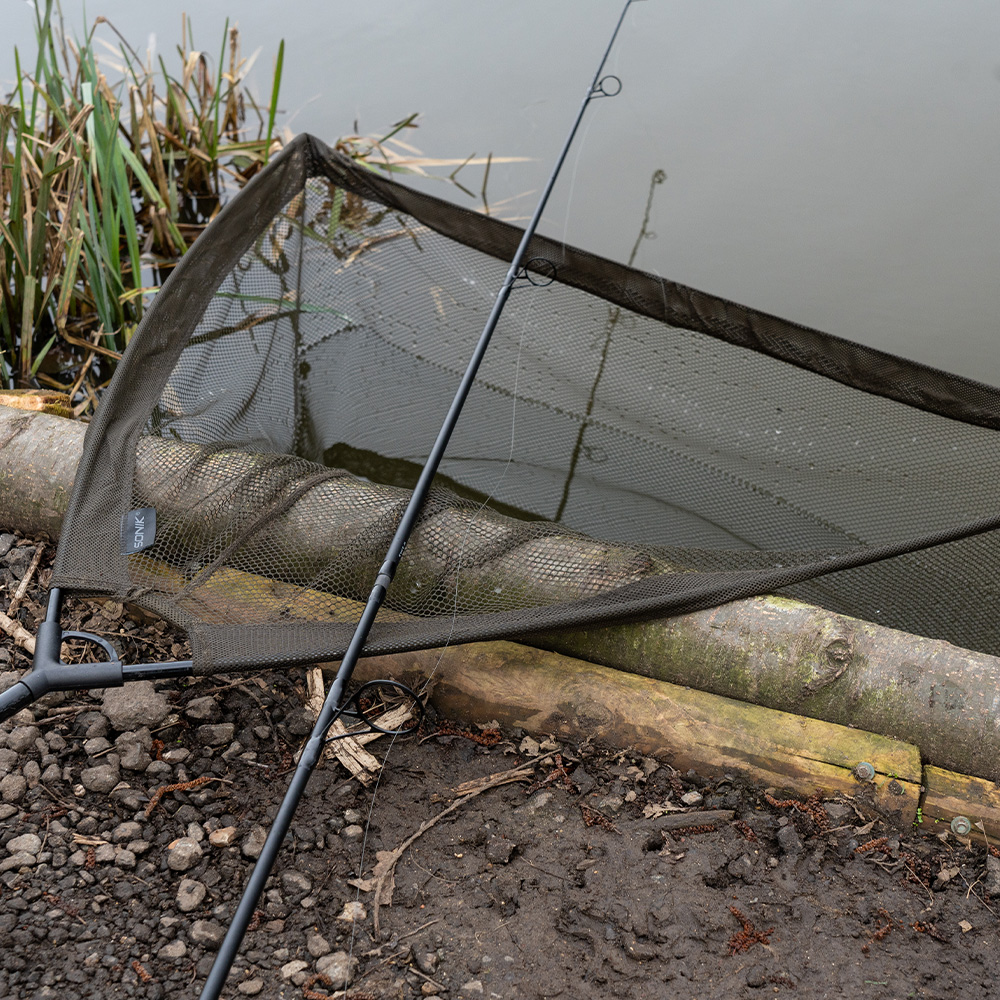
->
144;776;232;818
305;666;414;783
7;543;44;616
353;759;539;937
0;608;36;654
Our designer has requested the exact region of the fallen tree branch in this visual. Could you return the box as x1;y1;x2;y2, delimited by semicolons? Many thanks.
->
5;403;1000;778
7;542;44;616
0;609;36;655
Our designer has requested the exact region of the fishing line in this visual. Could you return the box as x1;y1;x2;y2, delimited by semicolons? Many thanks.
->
343;724;403;993
197;5;640;994
346;15;638;960
560;16;630;250
413;279;538;701
346;226;538;989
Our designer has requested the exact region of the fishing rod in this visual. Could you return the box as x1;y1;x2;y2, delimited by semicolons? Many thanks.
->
199;2;640;995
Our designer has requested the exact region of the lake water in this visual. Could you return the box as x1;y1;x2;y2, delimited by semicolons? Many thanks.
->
4;1;1000;383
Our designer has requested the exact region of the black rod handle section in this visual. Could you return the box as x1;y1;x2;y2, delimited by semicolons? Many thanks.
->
198;4;638;996
0;682;36;724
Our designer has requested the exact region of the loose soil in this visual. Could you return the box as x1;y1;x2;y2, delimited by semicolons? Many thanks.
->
2;531;999;1000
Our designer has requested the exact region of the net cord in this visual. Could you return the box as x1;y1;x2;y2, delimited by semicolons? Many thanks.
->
197;4;642;995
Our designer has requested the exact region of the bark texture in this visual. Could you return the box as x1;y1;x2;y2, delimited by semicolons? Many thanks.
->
0;405;84;540
532;598;1000;779
3;403;1000;778
352;640;922;825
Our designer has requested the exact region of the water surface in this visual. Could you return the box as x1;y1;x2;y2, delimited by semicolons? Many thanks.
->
3;1;999;381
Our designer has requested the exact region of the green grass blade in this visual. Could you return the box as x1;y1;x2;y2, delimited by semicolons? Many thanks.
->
264;39;284;163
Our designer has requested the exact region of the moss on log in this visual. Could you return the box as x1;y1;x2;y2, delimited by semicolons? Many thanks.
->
919;765;1000;846
350;640;922;825
532;596;1000;779
4;404;1000;781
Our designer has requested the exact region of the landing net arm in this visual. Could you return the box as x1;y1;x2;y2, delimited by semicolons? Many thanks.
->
199;3;640;996
0;588;194;724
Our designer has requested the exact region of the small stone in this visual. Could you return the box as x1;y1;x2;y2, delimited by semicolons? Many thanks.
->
415;950;439;974
421;984;440;997
727;854;754;881
209;826;238;847
186;822;205;843
985;855;1000;896
7;832;42;855
21;759;41;786
177;878;208;912
824;802;853;824
119;745;152;771
166;837;203;872
81;713;109;738
281;871;312;896
238;979;264;996
0;773;27;803
460;981;484;996
341;824;364;841
242;825;267;859
0;851;36;871
343;808;364;824
184;697;221;722
485;835;516;864
315;951;358;986
306;932;331;958
115;727;153;752
197;723;235;745
112;821;143;842
190;919;226;949
94;843;116;863
777;824;803;854
680;790;704;807
7;725;40;753
101;682;169;731
337;900;367;923
115;848;137;869
80;764;119;794
159;939;187;960
280;960;310;981
162;748;189;764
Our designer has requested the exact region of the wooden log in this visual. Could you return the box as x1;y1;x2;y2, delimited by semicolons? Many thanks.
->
919;765;1000;846
349;640;923;826
4;403;1000;780
533;597;1000;779
0;404;84;539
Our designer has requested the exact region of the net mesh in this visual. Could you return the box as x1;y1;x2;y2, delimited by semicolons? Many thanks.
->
53;134;1000;672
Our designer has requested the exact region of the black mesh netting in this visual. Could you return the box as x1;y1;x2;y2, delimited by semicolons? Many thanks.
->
52;134;1000;672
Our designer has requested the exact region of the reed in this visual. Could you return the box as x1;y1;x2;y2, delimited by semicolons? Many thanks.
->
0;3;284;411
2;5;519;413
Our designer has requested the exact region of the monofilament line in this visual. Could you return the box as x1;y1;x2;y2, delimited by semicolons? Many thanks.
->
197;4;641;994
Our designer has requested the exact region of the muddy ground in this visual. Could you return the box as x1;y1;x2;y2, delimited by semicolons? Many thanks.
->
2;530;1000;1000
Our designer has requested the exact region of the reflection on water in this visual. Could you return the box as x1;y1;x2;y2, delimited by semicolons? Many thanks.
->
3;2;999;383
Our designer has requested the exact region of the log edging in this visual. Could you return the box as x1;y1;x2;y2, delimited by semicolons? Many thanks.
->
350;640;1000;845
